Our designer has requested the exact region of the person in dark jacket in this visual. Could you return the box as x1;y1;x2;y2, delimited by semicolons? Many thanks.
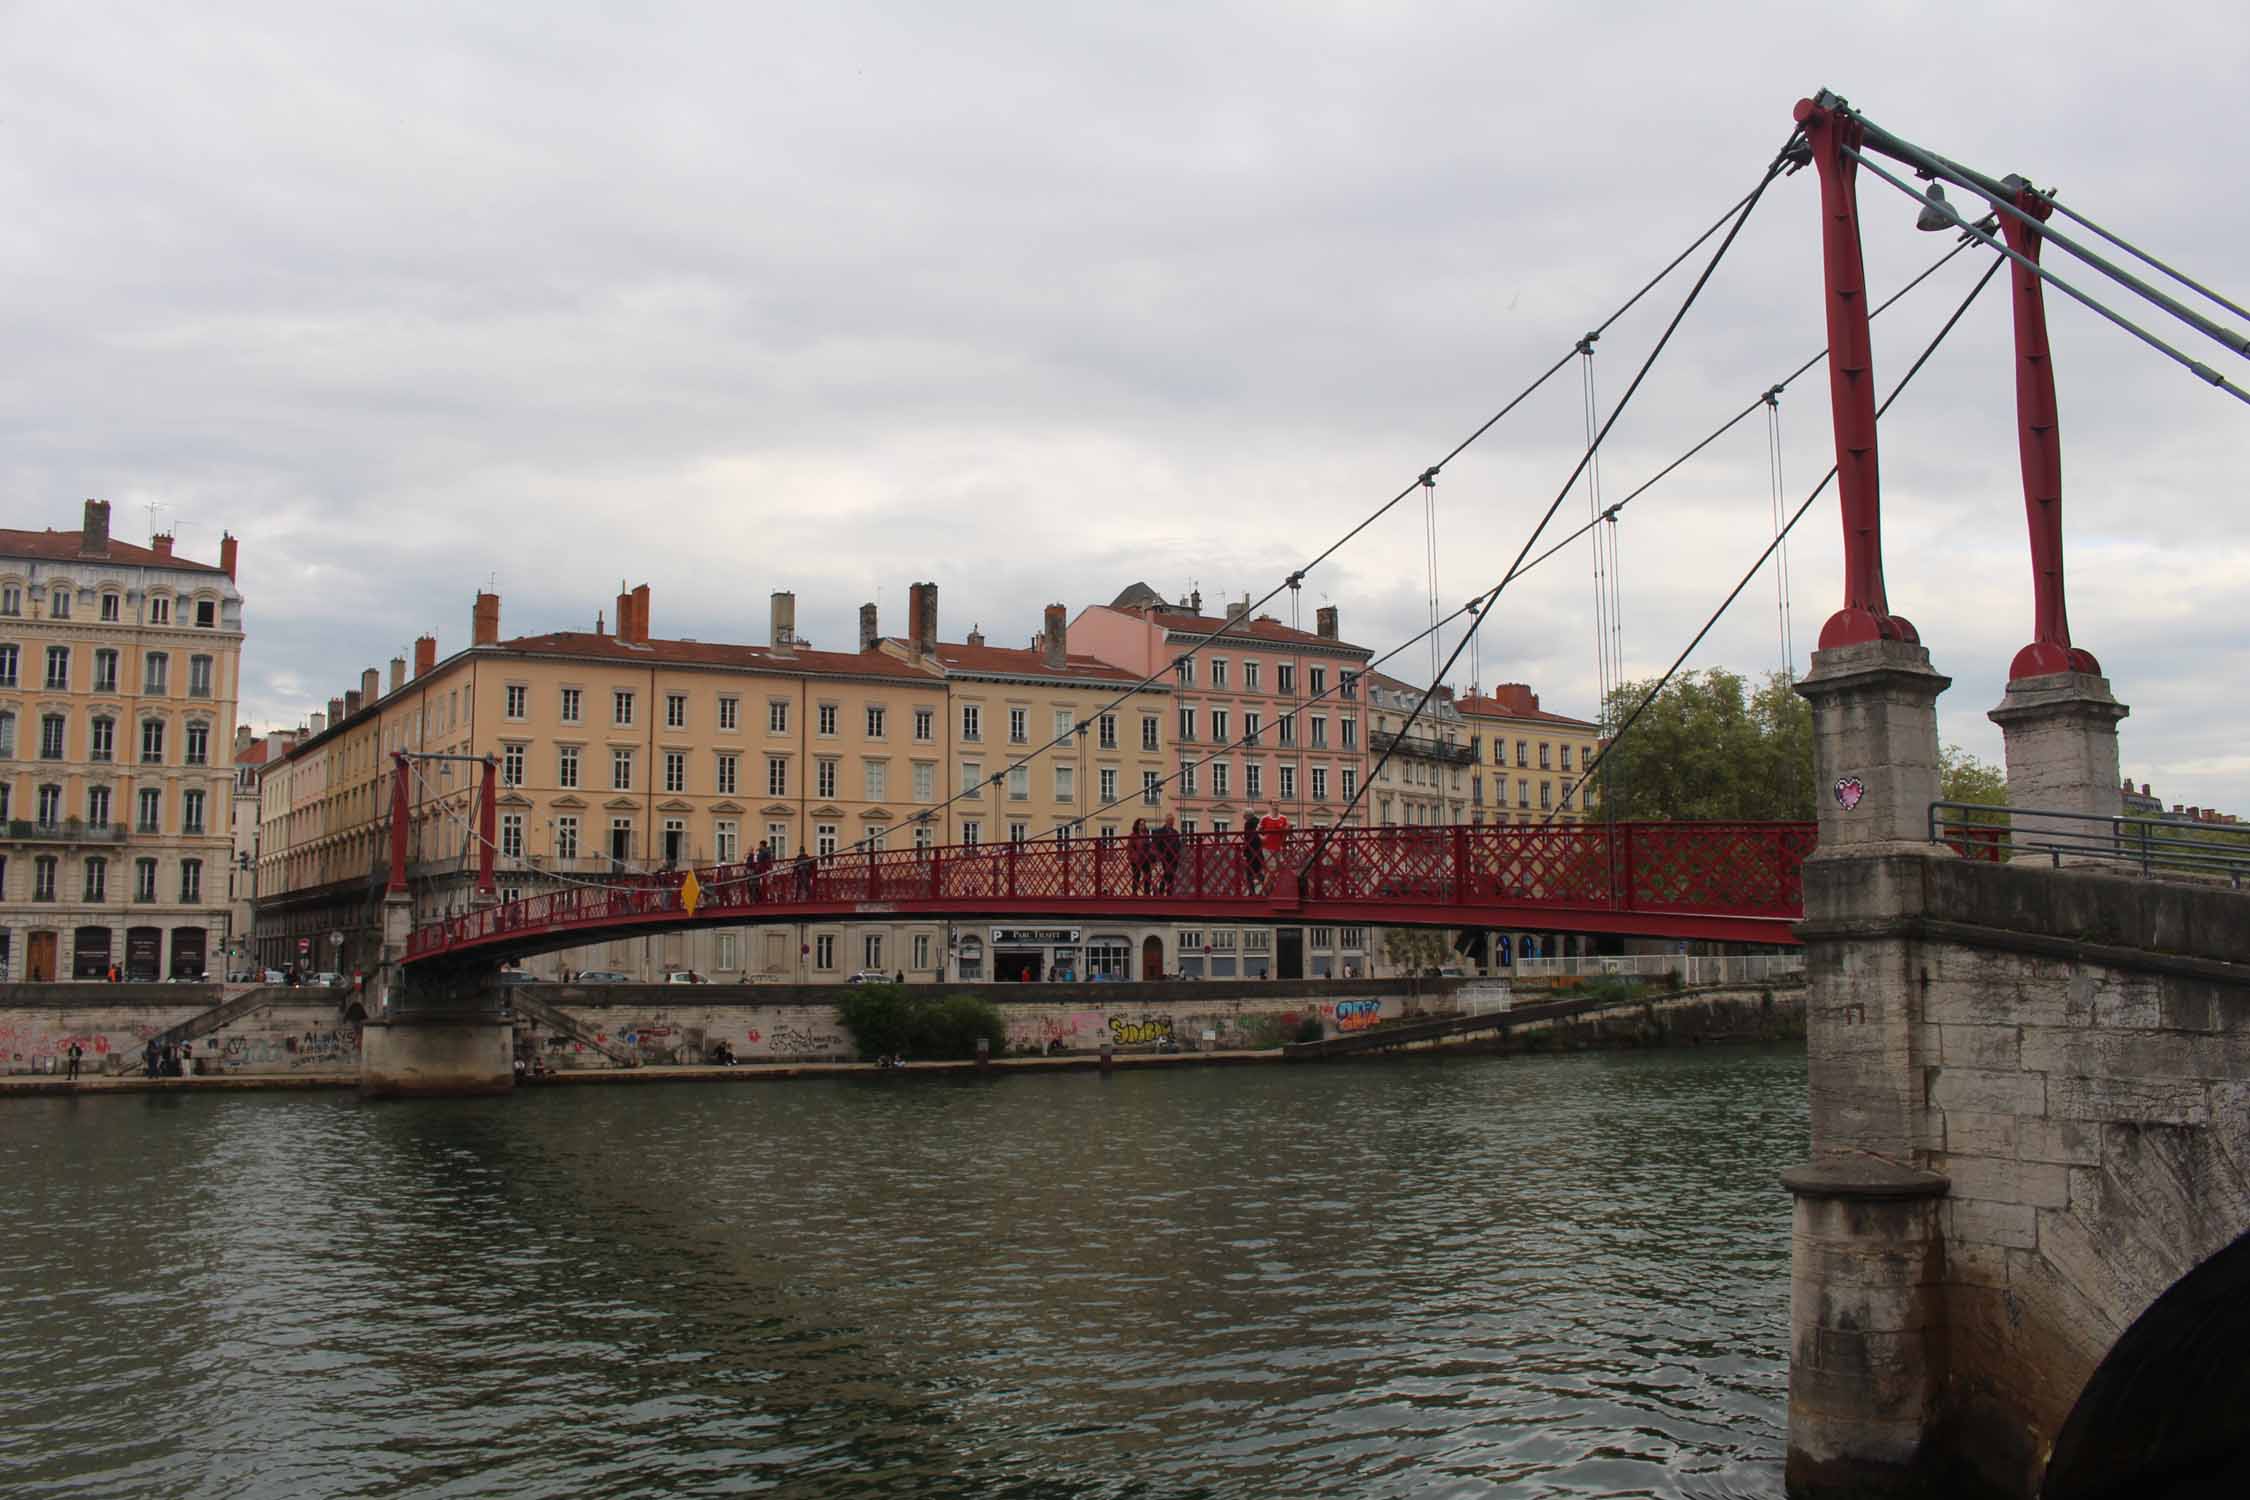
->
1154;815;1183;894
1241;814;1264;894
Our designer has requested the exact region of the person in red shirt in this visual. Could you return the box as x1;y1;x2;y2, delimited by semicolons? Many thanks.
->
1258;803;1291;856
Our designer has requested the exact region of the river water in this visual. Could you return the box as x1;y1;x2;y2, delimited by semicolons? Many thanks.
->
1;1047;1806;1499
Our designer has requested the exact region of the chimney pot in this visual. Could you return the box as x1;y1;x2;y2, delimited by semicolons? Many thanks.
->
413;635;437;679
966;624;984;647
390;656;406;694
907;581;938;657
328;696;345;725
309;712;327;735
630;583;650;644
1225;594;1250;623
219;532;238;581
859;602;879;653
473;591;501;647
1316;605;1339;641
770;591;797;653
80;499;112;559
1042;603;1068;670
344;689;363;717
151;532;174;559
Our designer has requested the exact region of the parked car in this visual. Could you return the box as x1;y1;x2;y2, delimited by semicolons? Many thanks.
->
309;971;344;988
496;970;539;984
848;970;894;985
166;973;209;984
664;971;709;985
262;968;287;985
573;970;634;984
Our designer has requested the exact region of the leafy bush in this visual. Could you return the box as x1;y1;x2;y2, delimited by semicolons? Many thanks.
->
1292;1016;1325;1044
833;985;1008;1062
1579;975;1642;1006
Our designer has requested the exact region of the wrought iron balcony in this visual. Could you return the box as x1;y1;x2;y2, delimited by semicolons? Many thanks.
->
1371;729;1478;766
2;819;129;845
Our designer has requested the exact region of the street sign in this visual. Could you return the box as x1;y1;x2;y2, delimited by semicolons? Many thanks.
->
297;938;310;954
330;930;344;948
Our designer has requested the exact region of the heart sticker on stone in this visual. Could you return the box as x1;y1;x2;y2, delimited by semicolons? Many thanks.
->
1834;776;1866;810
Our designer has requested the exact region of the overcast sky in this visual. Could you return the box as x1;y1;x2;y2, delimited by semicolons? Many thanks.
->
5;2;2246;810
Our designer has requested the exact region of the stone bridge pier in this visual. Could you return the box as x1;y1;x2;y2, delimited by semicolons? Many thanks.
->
359;891;512;1098
1784;639;2250;1498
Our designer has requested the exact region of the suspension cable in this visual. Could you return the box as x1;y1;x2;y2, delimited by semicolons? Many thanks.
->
1766;386;1796;682
2043;195;2250;325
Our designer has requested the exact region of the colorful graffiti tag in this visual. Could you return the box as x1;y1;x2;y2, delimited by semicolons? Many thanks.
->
1333;1000;1383;1033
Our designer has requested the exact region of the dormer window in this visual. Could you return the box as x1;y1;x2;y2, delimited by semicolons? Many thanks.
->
195;599;216;628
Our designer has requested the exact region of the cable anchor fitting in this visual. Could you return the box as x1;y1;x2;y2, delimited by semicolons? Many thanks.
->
1418;468;1439;489
1575;332;1599;356
1762;384;1784;408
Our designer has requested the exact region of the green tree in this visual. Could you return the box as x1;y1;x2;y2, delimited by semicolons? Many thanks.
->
1595;668;1814;821
1939;744;2008;809
833;984;1009;1061
1383;928;1449;974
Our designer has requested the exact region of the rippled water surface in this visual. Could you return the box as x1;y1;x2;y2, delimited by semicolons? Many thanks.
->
2;1048;1807;1498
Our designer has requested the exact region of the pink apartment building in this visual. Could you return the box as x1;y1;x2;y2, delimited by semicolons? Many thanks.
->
1072;584;1374;834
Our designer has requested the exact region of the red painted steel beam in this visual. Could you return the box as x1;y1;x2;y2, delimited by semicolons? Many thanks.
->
1796;95;1917;650
2000;178;2099;680
476;755;498;898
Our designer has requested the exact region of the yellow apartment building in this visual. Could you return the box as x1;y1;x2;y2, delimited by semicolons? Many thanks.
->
0;500;245;981
1456;683;1603;824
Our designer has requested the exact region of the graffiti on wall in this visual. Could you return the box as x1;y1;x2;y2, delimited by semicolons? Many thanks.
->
1108;1015;1173;1045
1333;1000;1384;1033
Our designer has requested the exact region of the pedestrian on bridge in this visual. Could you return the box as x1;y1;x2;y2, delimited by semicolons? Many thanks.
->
1128;818;1152;895
794;848;815;900
1155;815;1183;894
1241;814;1265;894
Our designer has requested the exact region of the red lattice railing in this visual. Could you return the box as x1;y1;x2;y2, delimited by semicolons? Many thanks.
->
405;821;1817;962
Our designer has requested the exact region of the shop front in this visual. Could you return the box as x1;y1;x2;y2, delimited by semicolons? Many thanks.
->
989;926;1081;984
72;925;113;980
171;926;208;979
126;926;162;983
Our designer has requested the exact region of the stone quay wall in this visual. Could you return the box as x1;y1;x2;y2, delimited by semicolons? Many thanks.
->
0;987;357;1075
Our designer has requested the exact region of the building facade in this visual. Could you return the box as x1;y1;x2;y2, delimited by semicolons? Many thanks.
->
0;500;244;980
227;725;297;978
1072;585;1373;836
1456;683;1602;825
1365;673;1474;826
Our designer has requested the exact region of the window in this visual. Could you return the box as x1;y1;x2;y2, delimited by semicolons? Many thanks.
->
1210;761;1229;798
1179;759;1198;796
1178;707;1196;742
140;720;165;763
1519;778;1530;808
1007;765;1028;801
1054;764;1073;802
84;857;107;903
1141;715;1160;752
134;858;157;901
768;700;789;734
1211;659;1228;689
501;743;525;786
50;588;70;620
665;751;687;793
765;821;788;856
817;703;838;737
862;933;884;971
1559;745;1573;772
961;705;981;742
1174;657;1195;687
557;745;580;788
1006;707;1027;744
718;695;739;731
39;714;64;760
501;813;524;858
1561;784;1575;811
1099;767;1117;803
33;856;56;901
864;760;887;800
505;684;528;719
1539;742;1552;769
662;820;686;864
180;859;202;903
0;644;14;687
714;820;738;863
914;707;934;742
149;595;170;625
195;599;215;628
1246;762;1263;798
913;823;933;850
45;646;69;690
1242;710;1261;743
1311;715;1327;748
560;688;582;724
610;818;634;861
866;704;886;738
1341;717;1357;750
1311;767;1328;800
1142;772;1160;807
815;823;838;856
814;934;836;971
913;762;935;802
1210;709;1229;744
1341;769;1358;800
960;819;980;845
1310;667;1327;695
1242;660;1261;691
1008;821;1029;843
666;693;687;729
1276;664;1295;696
611;748;633;791
182;789;206;834
555;816;580;859
137;788;161;833
613;690;635;726
1517;740;1529;767
1280;765;1297;799
716;752;739;795
188;655;213;697
767;756;788;797
0;585;17;615
37;783;61;825
1278;713;1296;746
87;786;110;827
1540;780;1553;809
816;759;837;798
912;933;932;970
145;652;168;693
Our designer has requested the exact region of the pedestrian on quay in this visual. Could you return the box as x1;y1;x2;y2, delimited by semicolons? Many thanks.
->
144;1037;161;1079
1241;812;1264;894
1155;814;1183;894
179;1040;194;1077
66;1041;82;1081
1127;818;1152;895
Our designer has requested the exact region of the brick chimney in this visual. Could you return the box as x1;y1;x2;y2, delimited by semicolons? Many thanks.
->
80;499;112;559
1225;594;1250;624
615;585;632;641
629;583;650;643
1042;604;1068;670
769;591;796;652
151;533;174;559
473;591;500;646
234;723;254;754
219;532;237;581
389;656;406;694
966;624;984;647
908;581;938;658
308;711;326;735
344;689;363;717
859;602;879;653
361;666;380;705
328;696;345;725
413;635;437;678
1316;605;1338;640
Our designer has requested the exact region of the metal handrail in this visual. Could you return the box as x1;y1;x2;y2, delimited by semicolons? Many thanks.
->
1928;800;2249;886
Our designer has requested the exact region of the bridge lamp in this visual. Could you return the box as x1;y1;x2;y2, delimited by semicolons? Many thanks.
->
1914;180;1955;232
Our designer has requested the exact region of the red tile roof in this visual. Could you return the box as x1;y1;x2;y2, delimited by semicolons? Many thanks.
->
491;631;938;681
919;639;1153;687
0;528;227;574
1455;689;1597;730
1137;608;1369;654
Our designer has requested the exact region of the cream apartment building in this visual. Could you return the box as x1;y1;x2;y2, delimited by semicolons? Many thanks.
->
0;500;244;980
256;582;1175;984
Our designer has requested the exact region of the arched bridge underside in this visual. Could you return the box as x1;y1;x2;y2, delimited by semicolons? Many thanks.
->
405;822;1816;970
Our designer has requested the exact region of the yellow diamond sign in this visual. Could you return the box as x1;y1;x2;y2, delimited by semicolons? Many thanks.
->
679;869;703;917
